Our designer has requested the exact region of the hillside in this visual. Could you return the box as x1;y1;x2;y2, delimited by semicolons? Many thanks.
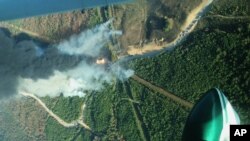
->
0;0;249;141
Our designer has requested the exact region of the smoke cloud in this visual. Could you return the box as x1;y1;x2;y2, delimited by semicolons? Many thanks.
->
0;20;134;99
57;20;122;57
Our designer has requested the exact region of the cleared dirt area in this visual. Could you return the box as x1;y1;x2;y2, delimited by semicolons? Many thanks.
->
0;0;206;57
110;0;202;55
181;0;212;31
126;0;213;55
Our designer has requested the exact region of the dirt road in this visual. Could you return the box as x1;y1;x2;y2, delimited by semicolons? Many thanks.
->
127;0;213;55
181;0;212;31
206;14;250;19
20;91;91;131
131;75;194;109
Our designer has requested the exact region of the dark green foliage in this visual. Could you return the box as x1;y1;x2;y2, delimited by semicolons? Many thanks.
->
88;91;112;133
210;0;250;16
87;9;102;27
130;80;188;141
43;1;250;141
116;99;142;141
52;96;83;122
42;96;83;122
45;117;80;141
43;96;85;140
131;19;250;123
84;83;142;141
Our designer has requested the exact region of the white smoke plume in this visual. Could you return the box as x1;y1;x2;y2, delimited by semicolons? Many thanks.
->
57;19;122;57
18;62;113;97
0;20;134;99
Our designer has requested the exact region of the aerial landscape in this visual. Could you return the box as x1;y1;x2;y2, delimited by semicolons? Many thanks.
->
0;0;249;140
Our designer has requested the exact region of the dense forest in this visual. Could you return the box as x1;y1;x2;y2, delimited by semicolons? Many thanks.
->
131;17;250;123
1;0;249;141
42;14;250;141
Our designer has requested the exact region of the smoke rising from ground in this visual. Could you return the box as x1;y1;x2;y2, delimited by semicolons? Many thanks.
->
0;20;134;99
57;20;122;57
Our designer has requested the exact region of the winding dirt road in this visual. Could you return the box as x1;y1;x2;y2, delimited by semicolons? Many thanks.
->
20;91;91;131
11;0;213;132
